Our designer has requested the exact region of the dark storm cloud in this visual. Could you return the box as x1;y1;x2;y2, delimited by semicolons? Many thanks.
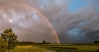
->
67;0;99;43
0;0;99;43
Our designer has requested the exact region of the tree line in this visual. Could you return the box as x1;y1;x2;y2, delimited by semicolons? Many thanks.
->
18;40;50;45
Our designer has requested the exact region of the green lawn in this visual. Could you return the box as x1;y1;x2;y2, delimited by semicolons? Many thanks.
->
7;44;99;52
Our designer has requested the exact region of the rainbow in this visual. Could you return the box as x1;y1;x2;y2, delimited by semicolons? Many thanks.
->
1;3;60;44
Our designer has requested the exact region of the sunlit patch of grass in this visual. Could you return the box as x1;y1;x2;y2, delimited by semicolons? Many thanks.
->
7;45;53;52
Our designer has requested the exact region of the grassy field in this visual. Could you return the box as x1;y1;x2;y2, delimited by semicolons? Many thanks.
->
40;44;99;52
7;44;99;52
7;45;52;52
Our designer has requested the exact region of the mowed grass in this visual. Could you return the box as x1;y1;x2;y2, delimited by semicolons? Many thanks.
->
6;44;99;52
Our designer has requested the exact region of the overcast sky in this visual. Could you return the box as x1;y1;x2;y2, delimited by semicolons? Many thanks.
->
0;0;99;43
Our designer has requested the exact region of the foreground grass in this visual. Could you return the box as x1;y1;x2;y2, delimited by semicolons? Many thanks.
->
41;44;99;52
7;45;52;52
6;44;99;52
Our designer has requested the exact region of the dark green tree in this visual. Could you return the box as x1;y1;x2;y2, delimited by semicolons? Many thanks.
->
42;40;47;44
1;28;18;50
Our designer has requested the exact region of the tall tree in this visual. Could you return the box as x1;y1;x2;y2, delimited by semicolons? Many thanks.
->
1;28;18;50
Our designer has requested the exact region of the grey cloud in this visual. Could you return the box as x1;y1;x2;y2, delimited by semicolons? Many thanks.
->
0;0;99;43
0;3;59;43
